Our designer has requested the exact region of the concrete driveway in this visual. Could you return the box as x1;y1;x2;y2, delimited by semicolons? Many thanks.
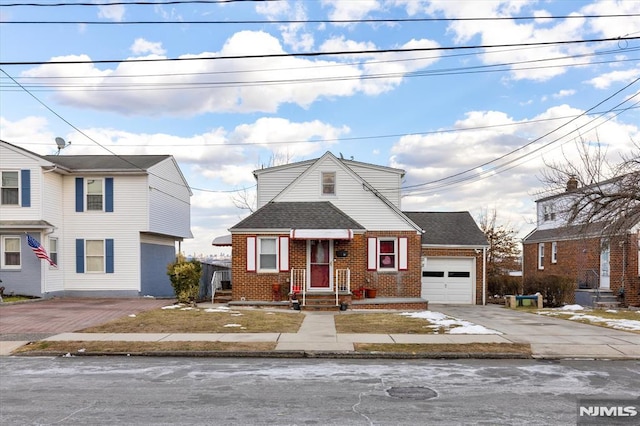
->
434;304;640;359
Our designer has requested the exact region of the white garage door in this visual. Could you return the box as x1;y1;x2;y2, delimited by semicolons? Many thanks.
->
421;257;474;304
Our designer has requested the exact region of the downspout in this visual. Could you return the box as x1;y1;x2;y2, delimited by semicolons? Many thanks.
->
482;247;487;306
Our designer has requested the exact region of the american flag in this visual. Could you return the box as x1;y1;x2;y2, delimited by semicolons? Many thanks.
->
26;234;57;267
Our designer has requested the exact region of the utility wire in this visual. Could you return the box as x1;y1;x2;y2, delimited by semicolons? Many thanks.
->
4;56;638;92
401;79;640;194
15;105;640;150
7;44;634;84
6;14;640;25
0;68;254;194
404;96;640;197
2;36;639;66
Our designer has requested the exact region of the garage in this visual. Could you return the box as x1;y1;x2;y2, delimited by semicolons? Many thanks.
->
421;257;474;304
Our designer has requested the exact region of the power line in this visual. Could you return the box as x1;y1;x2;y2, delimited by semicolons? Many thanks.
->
400;79;640;195
4;56;637;92
6;14;640;25
2;36;639;66
0;68;254;194
1;0;267;6
14;105;640;150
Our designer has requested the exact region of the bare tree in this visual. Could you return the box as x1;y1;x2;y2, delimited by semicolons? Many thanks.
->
478;208;521;279
538;138;640;237
230;149;296;213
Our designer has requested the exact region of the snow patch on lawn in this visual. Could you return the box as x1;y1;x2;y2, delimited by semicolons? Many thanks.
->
539;306;640;332
400;311;502;334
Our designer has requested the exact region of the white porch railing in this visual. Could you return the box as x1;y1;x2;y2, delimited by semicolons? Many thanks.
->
290;269;306;306
211;269;232;303
335;268;350;306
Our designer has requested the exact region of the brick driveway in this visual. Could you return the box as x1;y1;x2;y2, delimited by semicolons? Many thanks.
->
0;298;172;335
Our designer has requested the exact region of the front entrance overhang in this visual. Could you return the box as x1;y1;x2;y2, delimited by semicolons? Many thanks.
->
290;229;354;240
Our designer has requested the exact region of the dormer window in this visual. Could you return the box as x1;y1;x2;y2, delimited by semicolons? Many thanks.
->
543;204;555;221
322;172;335;195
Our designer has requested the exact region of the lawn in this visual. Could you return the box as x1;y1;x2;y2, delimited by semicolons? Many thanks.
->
80;305;304;333
335;312;444;334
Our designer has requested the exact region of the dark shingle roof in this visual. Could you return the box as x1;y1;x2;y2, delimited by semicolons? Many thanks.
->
42;155;170;171
522;222;607;243
403;211;488;246
230;202;365;230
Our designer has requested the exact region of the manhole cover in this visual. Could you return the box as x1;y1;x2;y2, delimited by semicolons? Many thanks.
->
386;386;438;400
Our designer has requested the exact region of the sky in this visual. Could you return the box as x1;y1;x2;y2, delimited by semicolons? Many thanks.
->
1;0;639;258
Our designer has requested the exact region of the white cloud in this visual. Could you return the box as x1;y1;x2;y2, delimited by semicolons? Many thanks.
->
21;30;440;116
322;0;381;23
97;4;125;22
390;104;640;237
587;66;640;89
552;89;575;99
0;116;55;145
130;39;166;56
256;1;315;51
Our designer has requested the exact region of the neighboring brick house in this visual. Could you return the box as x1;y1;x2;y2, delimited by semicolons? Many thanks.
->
0;140;192;298
522;178;640;307
228;152;488;309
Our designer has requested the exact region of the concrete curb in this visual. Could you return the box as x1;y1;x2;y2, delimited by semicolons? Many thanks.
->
11;350;534;359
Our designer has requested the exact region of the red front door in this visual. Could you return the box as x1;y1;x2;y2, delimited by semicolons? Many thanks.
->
309;240;331;289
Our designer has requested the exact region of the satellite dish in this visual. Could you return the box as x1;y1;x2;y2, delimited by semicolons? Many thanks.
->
54;137;70;154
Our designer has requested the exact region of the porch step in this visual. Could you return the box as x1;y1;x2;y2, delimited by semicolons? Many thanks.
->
212;290;232;304
594;290;620;309
302;297;340;311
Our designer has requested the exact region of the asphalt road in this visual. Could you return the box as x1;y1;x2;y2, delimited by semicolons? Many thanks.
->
1;357;639;425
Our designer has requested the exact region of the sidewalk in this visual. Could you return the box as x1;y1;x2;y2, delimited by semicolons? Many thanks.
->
2;303;640;359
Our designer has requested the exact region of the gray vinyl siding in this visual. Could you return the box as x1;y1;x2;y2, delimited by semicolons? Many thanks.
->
140;241;176;297
0;233;43;297
148;158;192;238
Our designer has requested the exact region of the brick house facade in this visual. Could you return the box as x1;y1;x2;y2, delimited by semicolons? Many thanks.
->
523;180;640;307
228;152;489;308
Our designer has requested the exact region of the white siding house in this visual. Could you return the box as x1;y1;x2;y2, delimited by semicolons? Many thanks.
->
0;140;192;298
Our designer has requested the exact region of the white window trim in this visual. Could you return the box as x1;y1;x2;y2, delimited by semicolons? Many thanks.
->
1;170;20;206
1;235;21;269
538;243;545;270
551;241;557;264
257;236;279;273
86;178;105;212
49;237;58;269
85;239;105;273
378;238;398;271
321;171;336;196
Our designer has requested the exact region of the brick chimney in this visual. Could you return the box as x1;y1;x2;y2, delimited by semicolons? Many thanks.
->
566;175;579;191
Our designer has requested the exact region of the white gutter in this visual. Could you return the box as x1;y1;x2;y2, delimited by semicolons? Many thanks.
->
482;246;487;306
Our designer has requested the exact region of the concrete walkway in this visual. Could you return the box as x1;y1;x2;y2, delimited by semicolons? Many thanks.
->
2;301;639;359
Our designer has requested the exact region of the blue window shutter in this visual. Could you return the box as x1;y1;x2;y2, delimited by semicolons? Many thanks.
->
76;239;85;273
75;177;84;212
21;169;31;207
105;239;114;273
105;177;113;212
